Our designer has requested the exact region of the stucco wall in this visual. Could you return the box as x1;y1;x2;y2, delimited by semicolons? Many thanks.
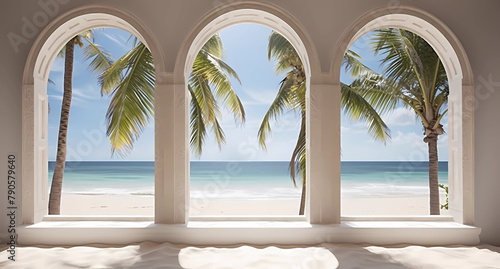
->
1;0;499;245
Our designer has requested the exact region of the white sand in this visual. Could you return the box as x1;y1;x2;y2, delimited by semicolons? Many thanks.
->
60;194;154;215
1;241;500;268
60;194;445;216
189;198;301;215
342;196;437;215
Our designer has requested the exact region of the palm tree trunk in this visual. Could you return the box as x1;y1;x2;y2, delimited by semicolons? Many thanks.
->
297;108;306;215
299;179;305;215
426;133;440;215
48;37;75;215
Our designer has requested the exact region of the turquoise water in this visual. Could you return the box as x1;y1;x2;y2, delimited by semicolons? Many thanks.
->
48;161;448;199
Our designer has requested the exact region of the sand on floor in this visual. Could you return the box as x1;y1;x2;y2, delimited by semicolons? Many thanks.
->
1;241;500;269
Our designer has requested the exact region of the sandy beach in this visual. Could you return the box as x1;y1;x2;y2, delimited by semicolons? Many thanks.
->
60;194;155;215
60;194;446;216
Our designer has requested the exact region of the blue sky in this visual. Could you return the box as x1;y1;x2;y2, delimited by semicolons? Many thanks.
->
47;24;448;161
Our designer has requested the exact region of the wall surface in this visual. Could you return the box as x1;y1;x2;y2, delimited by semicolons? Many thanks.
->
1;0;500;245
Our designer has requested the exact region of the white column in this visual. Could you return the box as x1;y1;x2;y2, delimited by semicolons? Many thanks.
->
155;82;189;224
22;83;35;224
461;84;474;225
448;75;474;225
22;77;48;224
307;83;341;224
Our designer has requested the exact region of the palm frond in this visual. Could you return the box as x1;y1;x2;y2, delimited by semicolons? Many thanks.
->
189;85;207;155
104;42;155;155
433;109;448;130
201;34;224;58
82;36;113;75
206;53;241;84
370;28;449;129
289;108;306;187
371;29;421;93
99;43;137;96
210;116;226;149
341;83;391;142
196;51;245;122
189;72;220;123
268;31;302;74
343;50;379;78
433;89;448;118
348;72;402;115
265;31;308;187
257;76;296;150
187;34;244;154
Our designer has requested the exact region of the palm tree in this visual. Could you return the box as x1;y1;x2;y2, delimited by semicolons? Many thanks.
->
353;28;448;215
49;31;113;215
188;35;245;154
259;31;390;215
99;33;245;156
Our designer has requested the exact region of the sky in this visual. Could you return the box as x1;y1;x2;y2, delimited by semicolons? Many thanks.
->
47;24;448;162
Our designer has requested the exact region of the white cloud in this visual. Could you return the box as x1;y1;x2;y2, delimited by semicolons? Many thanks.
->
48;95;63;101
102;32;127;48
391;130;448;149
438;133;448;147
392;131;425;146
241;88;277;106
342;122;373;134
341;126;350;133
268;115;300;133
442;121;449;133
72;88;93;100
383;107;417;126
218;103;299;132
48;86;101;108
228;118;260;129
241;100;270;107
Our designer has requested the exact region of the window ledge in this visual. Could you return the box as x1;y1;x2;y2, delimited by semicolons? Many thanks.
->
18;219;481;246
43;215;154;222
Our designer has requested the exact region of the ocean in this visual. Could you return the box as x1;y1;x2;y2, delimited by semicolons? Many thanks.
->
48;161;448;199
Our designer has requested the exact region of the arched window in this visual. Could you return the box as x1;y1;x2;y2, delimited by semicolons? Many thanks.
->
170;6;325;223
22;8;163;223
339;29;451;216
332;9;474;224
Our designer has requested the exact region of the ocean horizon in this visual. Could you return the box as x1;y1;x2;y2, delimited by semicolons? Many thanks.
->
48;161;448;199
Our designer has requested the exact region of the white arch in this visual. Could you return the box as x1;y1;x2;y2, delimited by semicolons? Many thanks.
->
331;6;474;224
23;5;165;85
183;11;313;81
174;2;320;83
21;5;164;224
157;2;323;224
